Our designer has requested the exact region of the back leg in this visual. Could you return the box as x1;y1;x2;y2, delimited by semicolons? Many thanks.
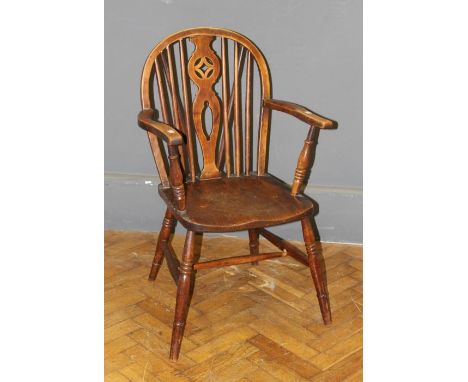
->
301;215;332;325
148;208;175;281
248;229;259;265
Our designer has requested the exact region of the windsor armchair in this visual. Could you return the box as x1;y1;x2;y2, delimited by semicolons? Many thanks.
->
137;27;337;361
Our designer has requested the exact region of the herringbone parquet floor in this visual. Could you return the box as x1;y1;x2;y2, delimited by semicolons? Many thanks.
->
105;230;363;382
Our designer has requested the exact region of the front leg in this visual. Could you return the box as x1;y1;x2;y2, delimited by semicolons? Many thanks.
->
301;215;332;325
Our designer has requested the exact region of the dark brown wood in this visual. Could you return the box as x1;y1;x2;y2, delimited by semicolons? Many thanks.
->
167;145;185;210
139;27;337;361
164;46;188;172
248;228;259;265
153;57;175;186
160;51;189;144
263;99;337;129
301;216;332;325
165;47;183;132
258;228;309;267
216;47;246;171
163;242;180;285
221;37;231;177
155;56;173;126
179;38;196;182
245;52;253;174
158;175;313;232
148;208;175;280
248;228;259;255
194;251;286;270
170;230;195;361
145;130;169;188
233;42;242;176
291;126;318;196
147;57;171;187
138;109;183;145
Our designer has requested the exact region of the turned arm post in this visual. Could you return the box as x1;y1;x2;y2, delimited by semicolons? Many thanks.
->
168;144;186;211
291;126;319;196
262;99;336;196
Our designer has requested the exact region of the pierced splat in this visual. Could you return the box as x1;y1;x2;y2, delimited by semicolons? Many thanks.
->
188;36;222;179
193;56;215;79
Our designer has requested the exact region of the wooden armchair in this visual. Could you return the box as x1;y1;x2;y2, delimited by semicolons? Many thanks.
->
137;27;337;361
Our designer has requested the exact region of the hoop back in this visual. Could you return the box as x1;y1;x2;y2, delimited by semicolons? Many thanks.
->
140;27;272;186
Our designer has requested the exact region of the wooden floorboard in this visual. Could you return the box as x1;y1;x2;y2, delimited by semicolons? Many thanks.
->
105;230;363;381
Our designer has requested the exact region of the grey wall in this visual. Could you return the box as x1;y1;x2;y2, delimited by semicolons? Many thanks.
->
105;0;362;243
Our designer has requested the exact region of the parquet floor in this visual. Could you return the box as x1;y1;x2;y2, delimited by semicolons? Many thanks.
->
105;230;363;382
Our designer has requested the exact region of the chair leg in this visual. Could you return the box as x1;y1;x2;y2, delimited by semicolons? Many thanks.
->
148;208;174;281
301;216;332;325
248;229;260;265
170;230;196;361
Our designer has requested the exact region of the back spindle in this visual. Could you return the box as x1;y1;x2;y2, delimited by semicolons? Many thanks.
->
148;57;171;187
179;38;197;181
245;51;253;174
165;45;188;171
233;42;242;176
217;45;246;173
221;37;232;177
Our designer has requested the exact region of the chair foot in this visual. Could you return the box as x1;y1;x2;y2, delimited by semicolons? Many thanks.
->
170;322;186;361
301;216;332;325
169;230;196;361
148;263;161;281
248;229;260;265
148;209;175;281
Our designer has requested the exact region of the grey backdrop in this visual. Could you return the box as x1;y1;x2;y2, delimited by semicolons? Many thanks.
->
105;0;362;243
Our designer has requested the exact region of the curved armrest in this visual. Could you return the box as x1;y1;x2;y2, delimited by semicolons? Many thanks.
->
138;109;183;145
138;109;186;210
263;99;336;196
263;99;336;129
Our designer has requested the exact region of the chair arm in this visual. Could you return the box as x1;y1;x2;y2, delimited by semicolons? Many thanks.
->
263;99;337;196
138;109;183;145
138;109;186;210
263;99;336;129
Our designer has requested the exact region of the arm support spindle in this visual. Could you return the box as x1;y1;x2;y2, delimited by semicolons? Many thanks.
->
167;145;186;211
263;99;337;196
291;126;318;196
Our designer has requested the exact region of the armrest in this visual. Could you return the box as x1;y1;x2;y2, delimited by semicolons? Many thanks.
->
138;109;183;145
263;99;336;129
264;99;336;196
138;109;186;210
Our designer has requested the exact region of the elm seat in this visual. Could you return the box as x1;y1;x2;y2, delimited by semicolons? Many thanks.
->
159;175;315;232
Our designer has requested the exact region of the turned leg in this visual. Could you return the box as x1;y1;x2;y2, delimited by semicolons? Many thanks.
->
301;216;332;325
148;208;175;281
170;230;196;361
248;229;259;265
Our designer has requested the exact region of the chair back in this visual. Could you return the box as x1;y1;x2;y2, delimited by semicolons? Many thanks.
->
140;27;272;186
